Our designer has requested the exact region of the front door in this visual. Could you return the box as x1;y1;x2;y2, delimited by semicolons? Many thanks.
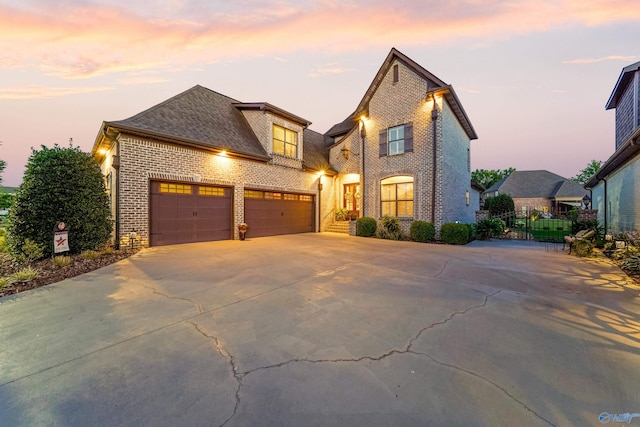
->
343;184;360;218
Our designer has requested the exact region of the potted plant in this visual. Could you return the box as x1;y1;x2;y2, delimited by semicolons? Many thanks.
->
238;223;248;240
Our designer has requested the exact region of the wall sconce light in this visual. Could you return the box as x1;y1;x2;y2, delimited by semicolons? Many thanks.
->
341;147;350;160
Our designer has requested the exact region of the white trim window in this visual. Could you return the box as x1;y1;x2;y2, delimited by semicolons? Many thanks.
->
273;124;298;158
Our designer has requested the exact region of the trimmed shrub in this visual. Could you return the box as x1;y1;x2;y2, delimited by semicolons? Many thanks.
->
410;221;435;243
334;208;349;221
356;217;377;237
440;223;471;245
376;216;403;240
8;144;112;258
81;250;100;260
52;255;71;268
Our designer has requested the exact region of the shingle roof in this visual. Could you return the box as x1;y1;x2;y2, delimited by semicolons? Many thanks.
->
105;85;269;160
303;129;333;173
484;170;587;199
325;115;356;137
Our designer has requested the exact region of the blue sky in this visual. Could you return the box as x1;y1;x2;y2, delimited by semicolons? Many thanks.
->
1;0;639;186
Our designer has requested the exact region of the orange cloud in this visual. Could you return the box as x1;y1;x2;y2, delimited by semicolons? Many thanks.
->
0;1;639;81
563;55;638;64
0;85;113;100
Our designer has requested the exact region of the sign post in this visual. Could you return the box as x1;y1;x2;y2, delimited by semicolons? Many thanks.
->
53;222;70;254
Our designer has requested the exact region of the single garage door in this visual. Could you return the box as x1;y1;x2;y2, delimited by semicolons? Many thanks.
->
150;181;232;246
244;189;314;238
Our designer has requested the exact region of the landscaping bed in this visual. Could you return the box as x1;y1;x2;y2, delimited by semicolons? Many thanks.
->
0;249;138;298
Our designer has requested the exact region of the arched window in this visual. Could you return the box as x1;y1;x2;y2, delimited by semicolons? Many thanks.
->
381;176;413;218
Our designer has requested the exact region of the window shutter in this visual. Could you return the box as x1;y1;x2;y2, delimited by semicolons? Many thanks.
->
404;122;413;153
379;129;388;157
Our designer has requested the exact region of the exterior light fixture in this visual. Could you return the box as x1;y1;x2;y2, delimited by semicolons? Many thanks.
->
340;147;350;160
98;148;107;155
218;150;228;157
582;194;591;209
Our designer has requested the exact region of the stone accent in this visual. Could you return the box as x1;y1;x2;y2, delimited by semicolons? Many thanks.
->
476;210;490;222
578;209;598;222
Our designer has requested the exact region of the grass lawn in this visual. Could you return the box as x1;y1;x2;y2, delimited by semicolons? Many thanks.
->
513;218;572;242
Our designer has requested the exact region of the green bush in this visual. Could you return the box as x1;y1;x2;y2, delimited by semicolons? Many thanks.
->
52;255;71;268
484;194;515;216
356;217;377;237
440;223;471;245
376;216;403;240
334;208;349;221
474;219;504;240
410;221;435;243
8;144;112;257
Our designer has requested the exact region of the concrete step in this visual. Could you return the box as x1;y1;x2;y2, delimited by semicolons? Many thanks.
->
326;221;351;234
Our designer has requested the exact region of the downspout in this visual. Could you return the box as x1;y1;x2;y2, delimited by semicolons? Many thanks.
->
360;119;366;217
430;94;439;223
103;127;121;249
602;178;608;235
317;174;322;232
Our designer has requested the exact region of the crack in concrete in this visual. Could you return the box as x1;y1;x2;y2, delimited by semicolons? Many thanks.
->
413;350;556;427
142;284;203;314
187;321;242;427
242;289;502;377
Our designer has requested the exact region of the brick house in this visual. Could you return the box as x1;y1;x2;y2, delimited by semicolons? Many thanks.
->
586;61;640;234
483;170;588;216
92;48;478;247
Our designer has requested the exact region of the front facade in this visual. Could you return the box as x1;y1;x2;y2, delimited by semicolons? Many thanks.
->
92;48;477;248
587;61;640;234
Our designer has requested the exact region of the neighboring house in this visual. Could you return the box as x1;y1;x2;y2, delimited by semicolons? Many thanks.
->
92;48;478;248
586;61;640;234
483;170;588;216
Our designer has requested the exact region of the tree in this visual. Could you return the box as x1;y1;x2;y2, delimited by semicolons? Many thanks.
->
0;193;13;209
471;168;516;189
571;160;603;184
8;144;112;258
484;194;515;216
0;141;5;185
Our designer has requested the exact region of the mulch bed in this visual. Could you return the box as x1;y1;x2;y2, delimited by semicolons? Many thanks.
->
0;250;139;298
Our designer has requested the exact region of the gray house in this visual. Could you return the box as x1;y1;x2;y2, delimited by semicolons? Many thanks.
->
586;61;640;234
484;170;588;216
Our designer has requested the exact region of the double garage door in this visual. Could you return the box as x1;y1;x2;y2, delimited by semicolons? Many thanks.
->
150;181;315;246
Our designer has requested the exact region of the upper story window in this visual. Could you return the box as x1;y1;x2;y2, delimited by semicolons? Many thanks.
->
393;64;399;83
273;124;298;158
379;123;413;157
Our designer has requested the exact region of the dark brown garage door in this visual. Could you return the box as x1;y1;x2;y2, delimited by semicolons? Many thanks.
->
244;190;314;238
150;182;232;246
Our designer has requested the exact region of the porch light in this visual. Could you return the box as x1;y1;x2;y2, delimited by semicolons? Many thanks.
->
218;150;228;157
582;194;591;209
98;148;108;155
340;147;350;160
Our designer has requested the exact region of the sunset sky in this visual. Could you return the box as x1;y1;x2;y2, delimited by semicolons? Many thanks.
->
1;0;639;187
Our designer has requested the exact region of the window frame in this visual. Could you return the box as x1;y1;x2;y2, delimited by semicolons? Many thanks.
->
388;125;405;156
380;176;414;218
272;124;298;158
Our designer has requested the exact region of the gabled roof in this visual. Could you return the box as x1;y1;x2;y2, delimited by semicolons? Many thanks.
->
484;170;587;200
346;48;477;140
99;85;270;160
606;60;640;110
233;102;311;127
325;115;356;138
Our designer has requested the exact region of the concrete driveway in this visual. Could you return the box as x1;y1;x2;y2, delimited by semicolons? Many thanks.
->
1;234;640;426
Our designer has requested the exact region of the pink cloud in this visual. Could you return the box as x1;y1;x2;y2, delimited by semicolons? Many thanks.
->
0;1;639;81
0;85;113;100
563;55;638;64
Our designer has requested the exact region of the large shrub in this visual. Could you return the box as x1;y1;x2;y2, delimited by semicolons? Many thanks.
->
356;217;377;237
484;194;515;216
376;216;403;240
440;223;471;245
8;144;112;258
410;221;435;243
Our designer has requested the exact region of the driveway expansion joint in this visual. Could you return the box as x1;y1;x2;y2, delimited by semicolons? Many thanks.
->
187;321;242;427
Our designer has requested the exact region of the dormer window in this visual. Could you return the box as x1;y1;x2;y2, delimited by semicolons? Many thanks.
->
273;124;298;158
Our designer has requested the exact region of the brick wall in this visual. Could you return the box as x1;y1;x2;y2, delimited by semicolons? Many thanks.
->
109;134;332;248
329;58;473;232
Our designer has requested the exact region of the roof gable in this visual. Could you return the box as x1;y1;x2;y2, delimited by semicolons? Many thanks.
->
105;85;269;159
606;60;640;110
332;48;477;140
